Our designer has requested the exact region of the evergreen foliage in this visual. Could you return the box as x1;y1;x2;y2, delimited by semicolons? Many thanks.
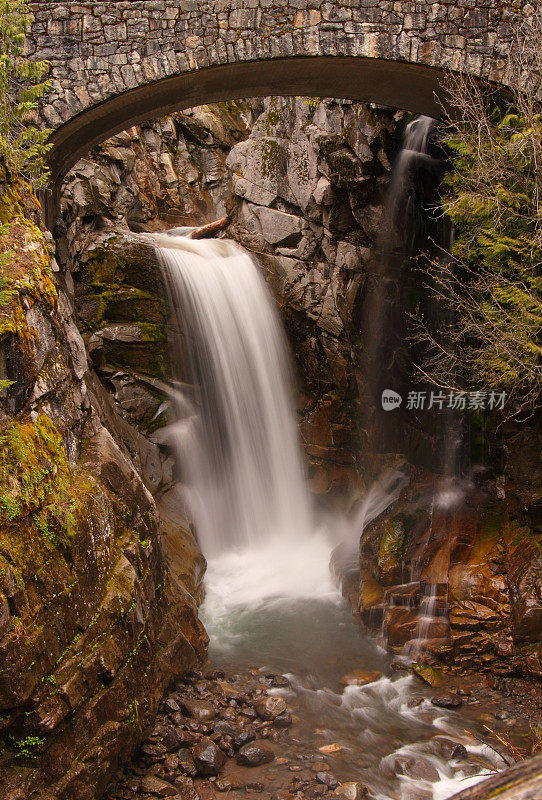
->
444;96;542;399
414;12;542;411
0;0;51;187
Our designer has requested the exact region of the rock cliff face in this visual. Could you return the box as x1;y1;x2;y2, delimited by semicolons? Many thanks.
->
0;170;207;800
226;97;403;501
355;471;542;684
58;97;541;687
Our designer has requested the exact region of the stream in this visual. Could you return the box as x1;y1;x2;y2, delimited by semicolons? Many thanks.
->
201;537;506;800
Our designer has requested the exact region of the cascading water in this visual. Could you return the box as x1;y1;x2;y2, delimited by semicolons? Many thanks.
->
143;215;505;800
154;232;313;558
148;230;335;614
359;115;452;466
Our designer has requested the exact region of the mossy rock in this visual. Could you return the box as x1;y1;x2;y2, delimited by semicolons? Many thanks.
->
378;517;406;582
101;341;166;379
84;240;162;295
79;289;166;331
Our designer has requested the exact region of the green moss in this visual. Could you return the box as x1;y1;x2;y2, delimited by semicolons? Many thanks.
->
142;408;169;436
303;96;321;113
265;98;282;135
85;241;161;295
7;734;45;760
378;517;406;574
329;152;357;183
259;139;287;180
342;121;354;143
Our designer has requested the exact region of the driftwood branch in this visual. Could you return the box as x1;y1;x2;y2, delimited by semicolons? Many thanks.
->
190;217;229;239
448;753;542;800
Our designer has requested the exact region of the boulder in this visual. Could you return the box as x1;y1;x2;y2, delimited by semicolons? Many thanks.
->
237;743;275;767
254;696;287;720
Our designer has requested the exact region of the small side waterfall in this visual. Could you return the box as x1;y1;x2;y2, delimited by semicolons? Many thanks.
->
360;115;444;462
152;232;313;559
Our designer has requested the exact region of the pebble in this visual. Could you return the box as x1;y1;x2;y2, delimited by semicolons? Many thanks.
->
255;696;287;720
316;771;338;789
233;729;256;750
182;699;216;723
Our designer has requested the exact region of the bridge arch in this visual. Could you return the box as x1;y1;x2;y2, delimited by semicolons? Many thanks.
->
28;0;531;224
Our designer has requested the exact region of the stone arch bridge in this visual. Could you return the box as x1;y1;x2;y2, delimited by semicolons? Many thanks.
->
27;0;534;223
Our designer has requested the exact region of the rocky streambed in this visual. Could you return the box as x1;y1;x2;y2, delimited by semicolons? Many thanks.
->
104;586;540;800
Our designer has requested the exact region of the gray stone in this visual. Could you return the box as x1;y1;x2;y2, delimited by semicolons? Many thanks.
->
255;208;304;247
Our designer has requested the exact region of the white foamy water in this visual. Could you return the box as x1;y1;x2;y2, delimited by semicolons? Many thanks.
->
204;531;337;616
151;232;313;558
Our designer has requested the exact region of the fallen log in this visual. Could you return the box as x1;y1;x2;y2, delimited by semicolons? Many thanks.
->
448;752;542;800
190;217;230;239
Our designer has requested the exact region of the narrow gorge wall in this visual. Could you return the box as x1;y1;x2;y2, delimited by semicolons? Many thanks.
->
0;171;207;799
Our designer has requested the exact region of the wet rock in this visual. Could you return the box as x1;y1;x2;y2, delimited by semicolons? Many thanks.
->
316;772;338;789
140;775;179;796
385;606;421;647
431;693;463;709
182;698;216;723
339;670;382;686
507;541;542;643
217;680;245;702
163;697;181;713
163;727;196;751
172;775;199;800
164;752;179;773
254;696;287;720
307;785;327;798
245;780;264;792
215;776;242;792
393;755;440;782
334;781;369;800
177;749;198;777
273;712;292;728
233;729;256;750
271;675;290;688
192;737;226;777
442;740;468;760
141;742;167;763
213;720;239;737
237;743;275;766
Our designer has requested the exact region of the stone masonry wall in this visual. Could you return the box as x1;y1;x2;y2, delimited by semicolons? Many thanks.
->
28;0;532;132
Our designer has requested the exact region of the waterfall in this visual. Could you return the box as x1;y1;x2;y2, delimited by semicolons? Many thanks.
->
150;231;313;559
385;115;438;251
